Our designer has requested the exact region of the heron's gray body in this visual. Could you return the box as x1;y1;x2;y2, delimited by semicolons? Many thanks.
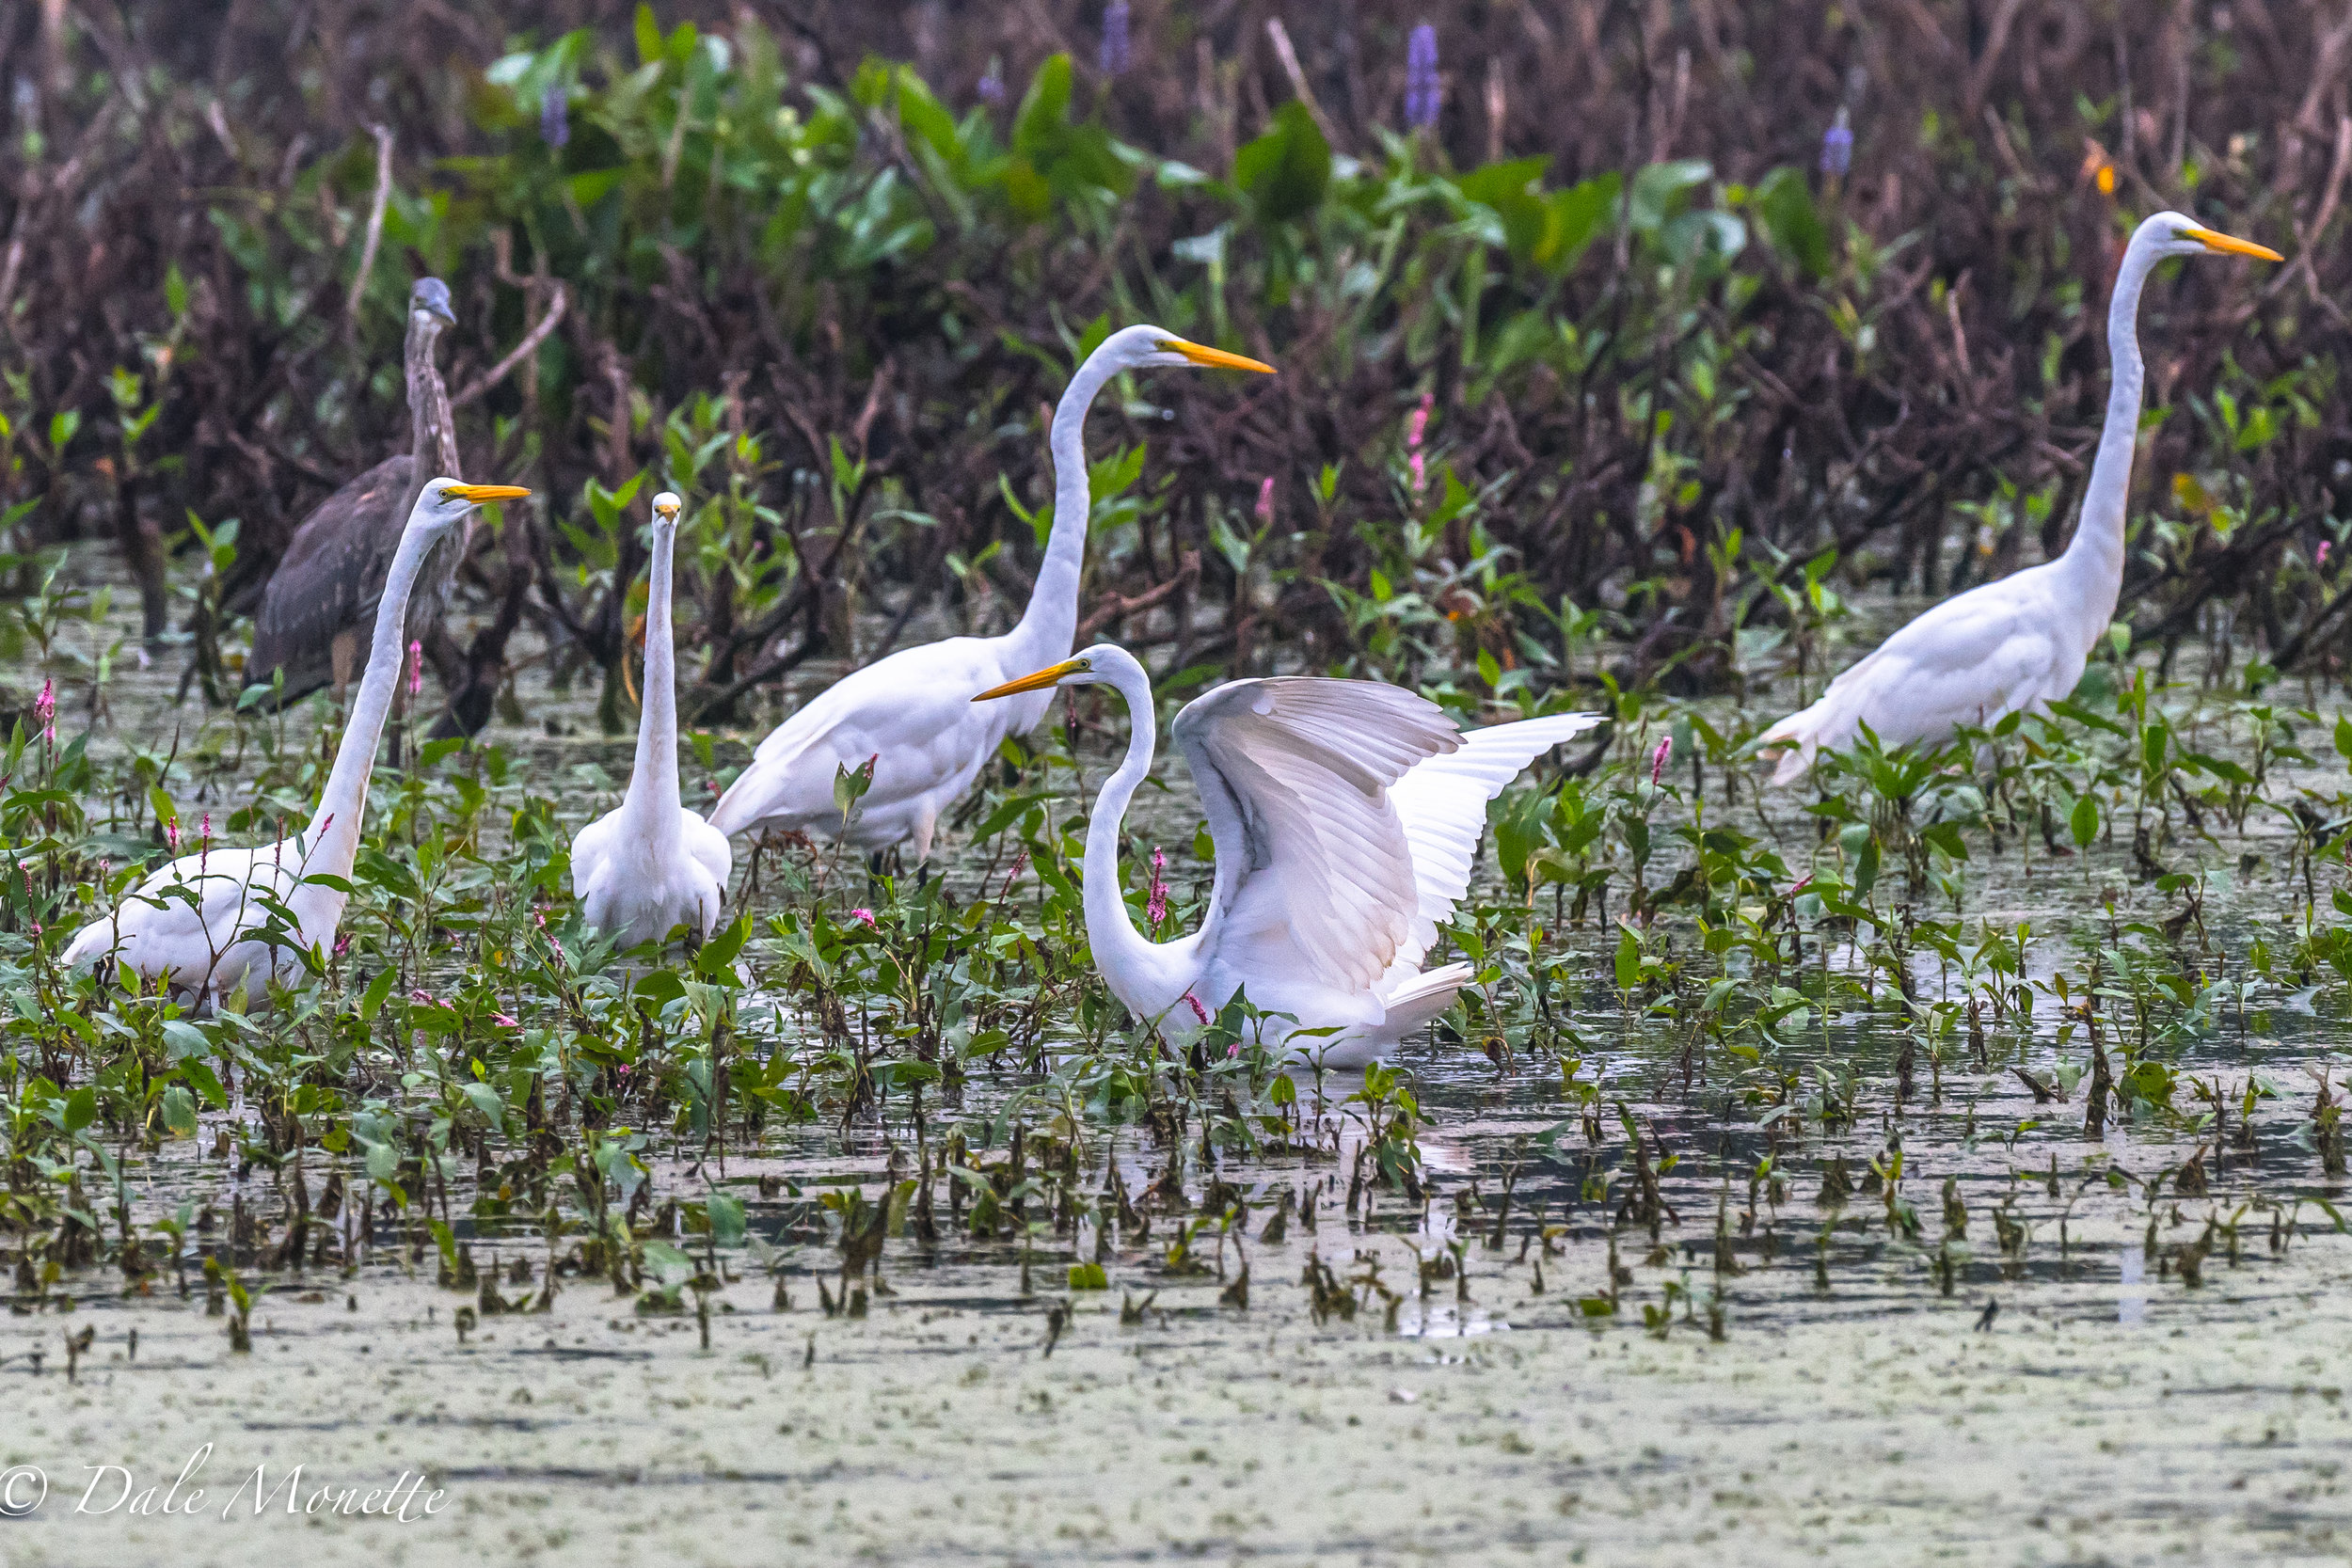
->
246;279;468;706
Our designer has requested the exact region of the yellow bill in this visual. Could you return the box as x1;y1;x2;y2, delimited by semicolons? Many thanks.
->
2181;226;2283;261
1159;338;1276;374
443;483;533;502
973;658;1086;702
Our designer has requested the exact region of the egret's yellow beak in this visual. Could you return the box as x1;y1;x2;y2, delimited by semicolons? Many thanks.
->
443;483;532;503
2181;226;2283;262
1158;338;1276;374
974;659;1086;701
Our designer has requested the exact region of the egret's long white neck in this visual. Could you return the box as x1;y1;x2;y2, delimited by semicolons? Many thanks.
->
1008;349;1123;667
304;509;443;883
2058;233;2160;624
1080;657;1174;1009
621;522;685;845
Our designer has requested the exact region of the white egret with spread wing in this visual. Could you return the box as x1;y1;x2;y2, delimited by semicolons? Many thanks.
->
976;644;1599;1066
707;326;1274;861
64;482;531;1003
1759;213;2280;783
570;490;732;951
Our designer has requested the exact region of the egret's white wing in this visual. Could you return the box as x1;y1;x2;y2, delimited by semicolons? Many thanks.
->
1384;713;1601;974
1172;677;1458;993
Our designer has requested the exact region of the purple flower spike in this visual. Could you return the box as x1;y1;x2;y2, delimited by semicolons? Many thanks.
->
541;87;569;150
1100;3;1132;78
977;65;1005;105
1820;107;1852;179
1405;24;1441;132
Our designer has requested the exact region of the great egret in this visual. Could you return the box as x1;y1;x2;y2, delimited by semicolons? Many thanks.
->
570;491;733;951
246;277;469;705
976;644;1599;1066
707;326;1274;861
1760;213;2280;783
64;482;530;1003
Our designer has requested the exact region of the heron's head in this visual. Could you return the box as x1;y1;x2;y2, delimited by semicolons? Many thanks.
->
2139;211;2282;264
420;480;531;533
410;277;457;328
972;643;1126;702
652;491;683;532
1096;323;1276;378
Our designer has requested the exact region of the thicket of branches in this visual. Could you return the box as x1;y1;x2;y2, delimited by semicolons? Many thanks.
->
5;1;2352;731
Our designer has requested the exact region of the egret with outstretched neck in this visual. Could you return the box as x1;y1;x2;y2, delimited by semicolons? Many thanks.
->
570;491;732;951
708;327;1274;861
1760;213;2280;782
976;645;1598;1066
65;481;530;1003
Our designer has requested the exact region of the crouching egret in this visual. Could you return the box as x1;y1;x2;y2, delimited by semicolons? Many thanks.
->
1760;213;2280;784
64;481;530;1003
707;326;1274;862
570;491;732;951
975;645;1599;1066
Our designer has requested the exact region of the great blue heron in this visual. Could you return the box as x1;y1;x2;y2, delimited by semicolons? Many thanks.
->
66;482;530;1004
244;277;469;705
570;491;732;953
704;326;1273;862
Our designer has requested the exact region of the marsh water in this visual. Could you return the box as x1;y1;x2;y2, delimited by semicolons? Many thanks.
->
6;559;2352;1566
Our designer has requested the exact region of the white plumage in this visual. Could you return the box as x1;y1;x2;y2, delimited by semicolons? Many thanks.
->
62;481;531;1004
1760;211;2280;784
976;644;1600;1065
569;491;733;952
707;325;1273;861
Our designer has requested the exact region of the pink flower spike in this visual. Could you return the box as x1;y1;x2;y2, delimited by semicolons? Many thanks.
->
406;640;424;699
33;677;53;742
2322;541;2334;569
408;989;436;1006
1184;992;1210;1025
494;1013;520;1029
166;822;181;851
1147;847;1168;929
1650;736;1672;786
332;932;351;957
1254;476;1275;523
850;908;877;928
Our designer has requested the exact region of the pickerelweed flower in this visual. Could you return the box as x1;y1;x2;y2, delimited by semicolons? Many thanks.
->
1255;475;1275;524
1147;847;1169;929
406;640;423;699
1405;24;1441;131
1650;736;1672;786
1406;391;1432;493
1820;106;1853;179
541;86;569;150
34;677;54;743
977;64;1005;104
1100;2;1132;77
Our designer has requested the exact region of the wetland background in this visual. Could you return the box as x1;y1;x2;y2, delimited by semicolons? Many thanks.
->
6;1;2352;1561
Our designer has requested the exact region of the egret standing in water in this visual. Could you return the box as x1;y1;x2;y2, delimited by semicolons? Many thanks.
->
707;327;1275;862
65;482;530;1004
1759;214;2280;783
976;645;1598;1066
246;277;470;705
570;491;732;951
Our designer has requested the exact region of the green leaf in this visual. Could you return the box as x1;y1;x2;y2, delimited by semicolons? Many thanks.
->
1068;1261;1109;1291
64;1086;96;1133
1751;166;1830;278
179;1058;229;1110
358;965;398;1021
707;1193;747;1246
1232;101;1330;224
1613;924;1641;990
160;1085;199;1139
461;1081;505;1128
1011;54;1073;155
2069;794;2100;849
